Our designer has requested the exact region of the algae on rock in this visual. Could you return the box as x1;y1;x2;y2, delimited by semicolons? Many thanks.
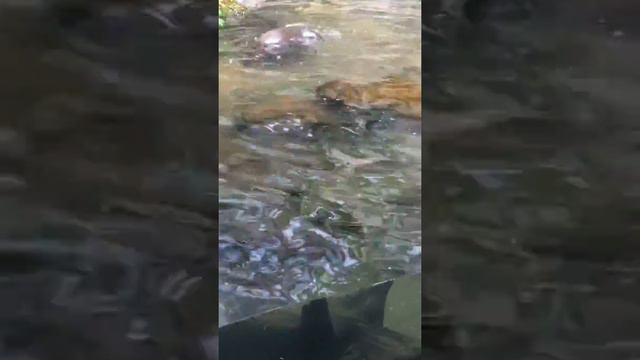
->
218;0;247;28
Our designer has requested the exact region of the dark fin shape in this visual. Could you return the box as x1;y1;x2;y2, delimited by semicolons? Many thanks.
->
299;298;336;345
341;280;394;327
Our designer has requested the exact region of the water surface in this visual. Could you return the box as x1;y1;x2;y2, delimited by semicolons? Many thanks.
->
218;0;422;326
423;1;640;358
0;2;218;358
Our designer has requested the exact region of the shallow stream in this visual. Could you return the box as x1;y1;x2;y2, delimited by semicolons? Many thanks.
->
218;0;422;326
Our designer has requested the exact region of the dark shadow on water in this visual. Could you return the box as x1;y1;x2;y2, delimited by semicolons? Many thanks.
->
220;276;421;360
424;1;640;359
1;1;217;359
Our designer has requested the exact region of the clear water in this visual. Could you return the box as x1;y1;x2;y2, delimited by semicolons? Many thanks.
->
219;0;421;326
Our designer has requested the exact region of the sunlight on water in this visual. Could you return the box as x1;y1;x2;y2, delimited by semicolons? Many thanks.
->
219;0;421;326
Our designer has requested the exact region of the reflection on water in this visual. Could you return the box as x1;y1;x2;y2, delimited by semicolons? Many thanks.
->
219;0;421;326
0;1;217;359
424;1;640;358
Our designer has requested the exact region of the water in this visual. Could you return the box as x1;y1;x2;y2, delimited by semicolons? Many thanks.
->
424;1;640;358
219;274;422;359
5;0;638;358
218;0;421;326
0;2;217;359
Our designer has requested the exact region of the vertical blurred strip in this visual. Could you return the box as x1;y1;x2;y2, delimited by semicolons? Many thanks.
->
213;1;220;359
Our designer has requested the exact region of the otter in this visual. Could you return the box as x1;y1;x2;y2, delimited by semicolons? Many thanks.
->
238;96;333;124
255;24;323;61
316;78;421;119
234;77;422;126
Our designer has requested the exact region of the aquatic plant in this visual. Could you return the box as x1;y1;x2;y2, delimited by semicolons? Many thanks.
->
218;0;246;28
